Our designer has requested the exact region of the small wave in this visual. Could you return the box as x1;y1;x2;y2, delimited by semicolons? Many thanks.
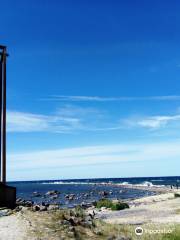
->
135;181;165;187
120;182;130;185
41;181;96;185
137;181;154;187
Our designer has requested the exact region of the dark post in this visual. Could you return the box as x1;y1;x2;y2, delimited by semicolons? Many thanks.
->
1;46;6;184
0;45;16;209
0;50;2;181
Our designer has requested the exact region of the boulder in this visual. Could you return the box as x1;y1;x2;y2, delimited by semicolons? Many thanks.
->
16;199;33;207
32;192;42;197
65;194;75;200
33;205;41;211
39;205;47;211
50;194;59;200
99;191;109;196
81;202;93;209
45;190;60;196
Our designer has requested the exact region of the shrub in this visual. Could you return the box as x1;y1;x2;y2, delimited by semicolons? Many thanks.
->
174;193;180;198
95;199;113;209
111;202;129;211
95;199;129;211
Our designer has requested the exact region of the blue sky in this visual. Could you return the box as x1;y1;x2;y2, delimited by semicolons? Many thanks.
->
1;0;180;180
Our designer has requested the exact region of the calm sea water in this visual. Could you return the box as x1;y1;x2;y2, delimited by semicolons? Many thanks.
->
8;176;180;208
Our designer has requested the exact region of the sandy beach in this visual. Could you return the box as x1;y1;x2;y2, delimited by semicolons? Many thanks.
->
97;191;180;225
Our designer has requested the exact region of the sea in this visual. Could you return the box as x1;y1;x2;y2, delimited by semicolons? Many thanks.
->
9;176;180;208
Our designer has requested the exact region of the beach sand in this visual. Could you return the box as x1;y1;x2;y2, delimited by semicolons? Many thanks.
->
0;211;32;240
97;191;180;224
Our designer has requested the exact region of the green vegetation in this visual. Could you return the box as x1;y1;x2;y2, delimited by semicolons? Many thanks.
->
174;193;180;198
94;199;129;211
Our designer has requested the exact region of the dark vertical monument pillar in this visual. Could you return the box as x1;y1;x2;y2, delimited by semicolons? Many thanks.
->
0;45;16;209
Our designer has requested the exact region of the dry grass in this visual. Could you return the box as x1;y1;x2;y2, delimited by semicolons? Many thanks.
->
21;209;180;240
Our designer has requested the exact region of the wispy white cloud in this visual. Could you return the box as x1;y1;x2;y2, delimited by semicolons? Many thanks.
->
8;141;180;180
137;115;180;129
41;95;180;102
42;95;119;102
6;105;105;133
123;114;180;130
7;108;180;133
7;110;81;133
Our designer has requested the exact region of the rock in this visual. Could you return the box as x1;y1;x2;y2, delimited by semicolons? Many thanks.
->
87;209;96;218
39;205;47;211
99;191;109;196
68;217;79;226
50;194;58;200
25;200;34;207
33;205;41;211
92;200;97;206
21;207;29;212
94;229;103;235
32;204;49;212
0;209;12;217
41;202;49;207
45;190;60;196
32;191;42;197
16;199;34;207
15;206;23;212
48;204;59;211
81;202;93;209
83;193;90;198
65;194;75;200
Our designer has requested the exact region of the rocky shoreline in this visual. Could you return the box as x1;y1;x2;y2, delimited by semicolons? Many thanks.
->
1;183;172;218
1;186;180;239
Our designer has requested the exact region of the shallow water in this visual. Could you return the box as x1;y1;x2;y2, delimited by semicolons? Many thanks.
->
9;176;179;207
